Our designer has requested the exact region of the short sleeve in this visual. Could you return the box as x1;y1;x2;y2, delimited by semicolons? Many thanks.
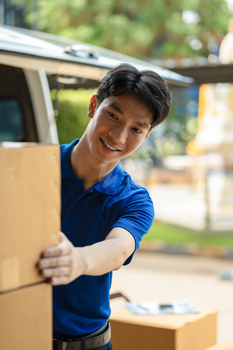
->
111;188;154;265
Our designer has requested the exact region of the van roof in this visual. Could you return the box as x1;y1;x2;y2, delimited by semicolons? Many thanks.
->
0;25;193;86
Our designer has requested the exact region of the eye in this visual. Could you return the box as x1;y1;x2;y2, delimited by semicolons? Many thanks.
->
108;112;118;120
132;127;142;134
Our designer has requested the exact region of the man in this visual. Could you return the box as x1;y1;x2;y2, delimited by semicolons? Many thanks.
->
38;63;171;350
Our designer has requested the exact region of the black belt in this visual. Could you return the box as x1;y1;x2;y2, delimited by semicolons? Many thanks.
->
53;322;111;350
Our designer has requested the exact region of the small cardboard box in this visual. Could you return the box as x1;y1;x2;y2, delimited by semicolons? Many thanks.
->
206;340;233;350
0;282;52;350
110;307;217;350
0;143;60;292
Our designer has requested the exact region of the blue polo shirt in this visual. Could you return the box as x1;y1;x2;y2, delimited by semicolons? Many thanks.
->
53;139;154;339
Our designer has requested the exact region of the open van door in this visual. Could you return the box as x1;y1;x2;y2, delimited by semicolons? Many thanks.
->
0;25;193;144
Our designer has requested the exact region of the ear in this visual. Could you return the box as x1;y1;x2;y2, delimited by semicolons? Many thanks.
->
145;129;152;139
88;94;98;119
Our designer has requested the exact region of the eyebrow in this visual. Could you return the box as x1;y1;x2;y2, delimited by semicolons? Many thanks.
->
135;121;151;130
108;102;124;115
108;102;151;130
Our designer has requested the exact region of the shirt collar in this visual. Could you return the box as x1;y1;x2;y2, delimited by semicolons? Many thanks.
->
94;163;125;195
60;138;125;195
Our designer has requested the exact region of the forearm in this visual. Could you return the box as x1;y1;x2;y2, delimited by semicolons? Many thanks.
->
77;235;131;276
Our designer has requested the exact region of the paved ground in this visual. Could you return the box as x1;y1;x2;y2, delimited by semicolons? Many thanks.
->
147;184;233;232
148;184;206;230
110;251;233;344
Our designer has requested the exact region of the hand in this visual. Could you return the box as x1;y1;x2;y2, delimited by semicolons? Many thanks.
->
38;232;84;286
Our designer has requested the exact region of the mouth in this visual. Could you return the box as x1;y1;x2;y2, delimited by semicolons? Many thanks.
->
100;138;120;151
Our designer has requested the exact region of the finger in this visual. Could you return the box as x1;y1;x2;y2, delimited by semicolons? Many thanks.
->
38;255;72;269
42;266;71;278
51;276;70;286
42;240;71;258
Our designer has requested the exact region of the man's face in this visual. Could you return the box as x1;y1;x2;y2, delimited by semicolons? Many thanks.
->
86;92;153;168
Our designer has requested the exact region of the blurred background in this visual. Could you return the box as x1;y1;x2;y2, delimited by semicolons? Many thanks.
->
2;0;233;250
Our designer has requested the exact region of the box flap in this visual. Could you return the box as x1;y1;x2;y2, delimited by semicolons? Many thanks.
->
110;306;217;330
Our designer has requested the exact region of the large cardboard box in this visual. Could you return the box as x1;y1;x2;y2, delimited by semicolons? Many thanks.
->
0;282;52;350
110;307;217;350
0;143;60;292
206;340;233;350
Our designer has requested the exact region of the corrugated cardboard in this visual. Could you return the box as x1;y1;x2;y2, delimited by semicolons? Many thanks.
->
0;143;60;292
206;340;233;350
110;307;217;350
0;282;52;350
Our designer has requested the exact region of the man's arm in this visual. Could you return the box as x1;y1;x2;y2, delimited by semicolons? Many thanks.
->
38;228;135;286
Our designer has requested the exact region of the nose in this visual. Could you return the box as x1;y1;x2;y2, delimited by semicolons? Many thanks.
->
109;125;127;145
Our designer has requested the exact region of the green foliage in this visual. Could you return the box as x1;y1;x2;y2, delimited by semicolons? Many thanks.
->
10;0;232;60
144;221;233;248
52;88;96;144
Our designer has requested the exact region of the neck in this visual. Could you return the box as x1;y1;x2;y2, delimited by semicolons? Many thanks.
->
71;135;117;191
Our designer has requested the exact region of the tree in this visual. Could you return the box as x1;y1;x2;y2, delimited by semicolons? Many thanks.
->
10;0;232;60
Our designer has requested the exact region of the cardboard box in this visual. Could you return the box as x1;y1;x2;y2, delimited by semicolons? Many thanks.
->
110;307;217;350
0;143;60;292
206;340;233;350
0;282;52;350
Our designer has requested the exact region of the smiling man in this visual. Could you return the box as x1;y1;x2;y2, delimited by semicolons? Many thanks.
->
38;63;171;350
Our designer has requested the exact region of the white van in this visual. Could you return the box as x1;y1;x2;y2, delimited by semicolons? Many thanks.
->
0;25;192;144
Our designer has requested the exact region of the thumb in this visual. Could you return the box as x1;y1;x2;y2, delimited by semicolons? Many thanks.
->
59;231;67;243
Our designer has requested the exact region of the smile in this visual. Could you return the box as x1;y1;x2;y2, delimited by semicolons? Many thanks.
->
101;138;120;151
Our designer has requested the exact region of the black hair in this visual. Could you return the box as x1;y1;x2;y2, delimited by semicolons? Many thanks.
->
97;63;171;129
